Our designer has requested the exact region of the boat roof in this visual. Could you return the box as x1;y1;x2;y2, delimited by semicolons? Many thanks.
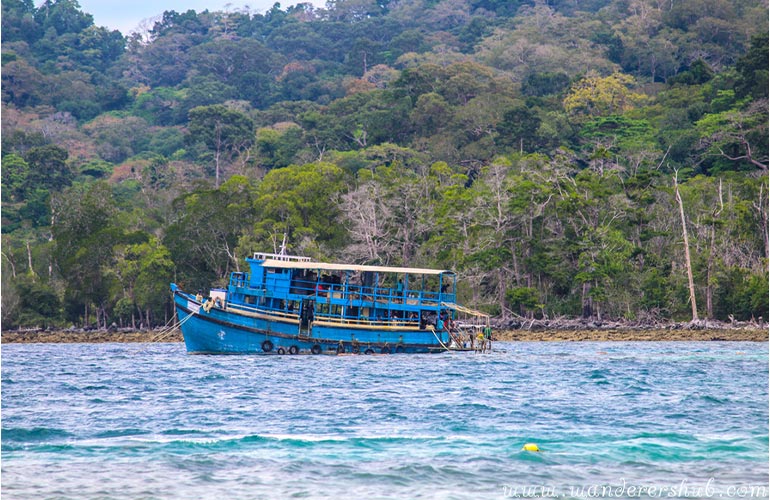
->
258;259;452;276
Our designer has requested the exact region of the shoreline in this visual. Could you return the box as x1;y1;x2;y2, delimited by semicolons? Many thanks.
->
1;330;183;344
494;328;768;342
1;328;766;344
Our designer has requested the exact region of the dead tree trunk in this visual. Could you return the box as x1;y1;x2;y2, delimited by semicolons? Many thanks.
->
26;241;37;278
581;282;593;318
705;179;724;319
706;225;715;319
674;172;698;322
754;182;769;261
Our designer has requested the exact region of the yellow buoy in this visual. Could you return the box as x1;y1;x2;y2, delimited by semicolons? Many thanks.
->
522;443;540;452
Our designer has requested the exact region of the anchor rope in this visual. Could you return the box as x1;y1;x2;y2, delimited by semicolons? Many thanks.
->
129;298;194;353
148;311;193;343
429;325;451;352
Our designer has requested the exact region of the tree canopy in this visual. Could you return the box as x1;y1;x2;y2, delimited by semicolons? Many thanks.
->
2;0;767;329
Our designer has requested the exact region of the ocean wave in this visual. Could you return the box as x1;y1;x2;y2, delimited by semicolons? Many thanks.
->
2;427;73;443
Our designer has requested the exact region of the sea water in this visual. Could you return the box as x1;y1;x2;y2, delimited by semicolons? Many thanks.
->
2;341;767;499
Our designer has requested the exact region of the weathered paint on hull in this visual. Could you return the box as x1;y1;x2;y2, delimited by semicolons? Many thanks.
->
174;293;458;355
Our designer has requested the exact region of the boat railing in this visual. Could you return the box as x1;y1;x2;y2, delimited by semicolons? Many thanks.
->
226;301;300;321
229;272;248;288
285;279;456;306
290;278;325;295
313;313;421;329
224;289;421;328
253;252;312;262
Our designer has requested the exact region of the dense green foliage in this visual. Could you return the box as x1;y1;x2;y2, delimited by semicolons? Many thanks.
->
2;0;767;328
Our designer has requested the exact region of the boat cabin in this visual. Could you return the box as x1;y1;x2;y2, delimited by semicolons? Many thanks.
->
225;252;458;329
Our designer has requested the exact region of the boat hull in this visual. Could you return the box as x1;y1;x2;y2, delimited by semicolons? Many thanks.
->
173;292;463;355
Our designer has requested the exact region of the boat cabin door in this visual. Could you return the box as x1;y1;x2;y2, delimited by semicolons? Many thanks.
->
299;298;314;337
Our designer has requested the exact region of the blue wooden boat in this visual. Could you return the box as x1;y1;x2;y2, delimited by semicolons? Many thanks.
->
170;251;491;354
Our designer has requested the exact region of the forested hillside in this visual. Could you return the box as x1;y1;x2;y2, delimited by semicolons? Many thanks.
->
2;0;767;329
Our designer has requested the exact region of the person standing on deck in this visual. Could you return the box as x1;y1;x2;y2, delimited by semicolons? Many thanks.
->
476;330;485;353
482;324;492;352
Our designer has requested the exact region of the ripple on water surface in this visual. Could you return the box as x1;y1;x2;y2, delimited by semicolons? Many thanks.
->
2;341;768;499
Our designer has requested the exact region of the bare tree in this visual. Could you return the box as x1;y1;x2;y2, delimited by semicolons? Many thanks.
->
339;180;392;263
473;160;517;318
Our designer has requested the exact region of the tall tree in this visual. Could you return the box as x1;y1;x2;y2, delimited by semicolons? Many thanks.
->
51;182;120;327
563;73;647;121
248;162;347;257
35;0;93;35
165;175;257;289
734;33;769;100
187;105;255;187
495;105;542;153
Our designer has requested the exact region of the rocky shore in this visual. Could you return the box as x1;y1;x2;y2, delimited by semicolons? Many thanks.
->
2;326;766;343
490;317;767;342
2;329;182;344
494;328;767;342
